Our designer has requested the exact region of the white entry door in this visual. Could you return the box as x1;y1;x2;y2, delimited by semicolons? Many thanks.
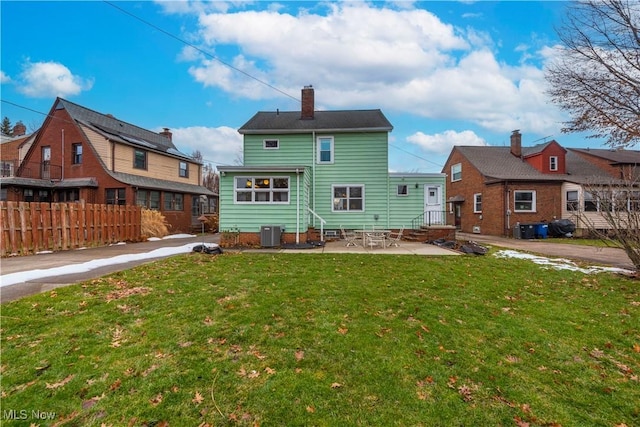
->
424;185;444;225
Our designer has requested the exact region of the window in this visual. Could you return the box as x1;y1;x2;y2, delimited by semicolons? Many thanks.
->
106;188;126;205
566;190;579;211
24;189;34;202
451;163;462;182
0;188;6;201
134;149;147;169
264;139;279;149
234;177;289;203
136;189;160;210
1;161;14;177
72;143;82;164
583;191;597;212
474;193;482;213
59;190;79;202
333;185;364;211
549;156;558;171
514;190;536;212
317;137;334;164
179;161;188;178
164;192;184;211
397;185;408;196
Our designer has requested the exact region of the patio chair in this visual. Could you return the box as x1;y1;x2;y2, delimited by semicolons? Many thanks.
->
387;226;404;247
340;226;359;247
366;231;387;249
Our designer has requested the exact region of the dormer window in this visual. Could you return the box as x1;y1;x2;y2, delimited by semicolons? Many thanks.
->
549;156;558;171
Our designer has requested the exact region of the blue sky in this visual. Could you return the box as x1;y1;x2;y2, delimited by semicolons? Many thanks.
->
0;1;608;173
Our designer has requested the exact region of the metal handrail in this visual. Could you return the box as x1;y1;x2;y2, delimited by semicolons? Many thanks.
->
411;210;446;229
307;207;327;241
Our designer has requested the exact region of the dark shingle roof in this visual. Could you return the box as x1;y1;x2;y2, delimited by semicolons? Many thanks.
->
55;98;193;161
238;109;393;134
455;146;612;184
108;171;216;196
568;148;640;165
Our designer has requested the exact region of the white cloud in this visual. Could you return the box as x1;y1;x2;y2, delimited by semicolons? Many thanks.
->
0;70;11;84
167;125;243;169
407;130;487;154
17;61;93;98
165;2;564;136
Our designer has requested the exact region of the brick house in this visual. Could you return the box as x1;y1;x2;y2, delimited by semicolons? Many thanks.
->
442;130;639;237
0;98;216;232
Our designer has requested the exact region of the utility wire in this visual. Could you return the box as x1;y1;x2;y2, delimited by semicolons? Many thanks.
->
102;1;299;103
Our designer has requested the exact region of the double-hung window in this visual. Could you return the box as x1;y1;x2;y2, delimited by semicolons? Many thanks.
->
514;190;536;212
566;190;579;211
451;163;462;182
136;189;160;210
234;177;289;203
134;149;147;170
584;191;597;212
474;193;482;213
317;137;334;164
179;161;188;178
333;185;364;211
549;156;558;171
72;143;82;164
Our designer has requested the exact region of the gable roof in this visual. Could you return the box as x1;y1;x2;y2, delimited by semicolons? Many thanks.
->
54;98;195;162
568;148;640;165
522;140;566;157
238;109;393;134
453;146;611;184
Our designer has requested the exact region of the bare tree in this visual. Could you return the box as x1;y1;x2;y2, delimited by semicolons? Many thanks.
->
576;174;640;270
192;150;219;194
546;0;640;148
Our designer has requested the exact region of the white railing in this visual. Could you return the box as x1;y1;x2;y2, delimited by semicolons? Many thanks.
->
307;207;327;241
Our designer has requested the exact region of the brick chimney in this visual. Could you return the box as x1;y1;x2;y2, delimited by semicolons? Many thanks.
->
160;127;172;141
301;85;314;120
12;122;26;137
510;129;522;157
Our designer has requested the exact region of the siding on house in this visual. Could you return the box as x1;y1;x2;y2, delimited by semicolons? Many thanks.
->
389;174;445;228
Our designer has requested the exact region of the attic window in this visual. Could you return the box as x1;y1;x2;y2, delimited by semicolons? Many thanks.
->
549;156;558;171
264;139;279;149
451;163;462;182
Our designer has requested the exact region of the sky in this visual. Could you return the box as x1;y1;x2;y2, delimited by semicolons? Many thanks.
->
0;1;612;174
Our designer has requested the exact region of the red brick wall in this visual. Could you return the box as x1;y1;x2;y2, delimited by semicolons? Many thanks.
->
445;149;564;237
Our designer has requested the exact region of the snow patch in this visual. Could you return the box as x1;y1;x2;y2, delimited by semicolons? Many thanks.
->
494;250;634;275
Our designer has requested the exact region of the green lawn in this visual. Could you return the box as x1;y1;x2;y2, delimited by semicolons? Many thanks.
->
1;252;638;426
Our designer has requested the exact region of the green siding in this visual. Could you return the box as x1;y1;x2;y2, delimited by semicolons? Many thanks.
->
220;128;447;234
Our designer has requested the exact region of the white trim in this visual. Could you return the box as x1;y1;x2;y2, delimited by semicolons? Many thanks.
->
263;139;279;150
317;136;334;164
331;184;364;212
549;156;558;171
396;184;409;197
233;176;290;204
451;163;462;182
473;193;482;213
514;190;536;212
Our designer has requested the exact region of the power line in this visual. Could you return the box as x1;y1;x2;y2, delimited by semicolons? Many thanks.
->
102;1;299;103
389;142;444;169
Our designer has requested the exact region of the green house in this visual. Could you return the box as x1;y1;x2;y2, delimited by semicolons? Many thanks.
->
218;86;446;246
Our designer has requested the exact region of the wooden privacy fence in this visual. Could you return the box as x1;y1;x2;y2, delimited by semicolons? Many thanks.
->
0;201;142;257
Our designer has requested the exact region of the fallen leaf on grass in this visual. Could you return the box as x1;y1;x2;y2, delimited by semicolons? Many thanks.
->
505;355;520;364
265;367;276;375
46;374;75;389
150;393;163;407
331;382;342;389
633;343;640;353
203;316;214;326
109;378;122;391
192;391;204;405
337;327;348;335
295;349;305;361
306;406;315;413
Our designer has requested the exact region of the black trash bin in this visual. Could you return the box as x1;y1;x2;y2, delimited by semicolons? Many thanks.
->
519;223;535;239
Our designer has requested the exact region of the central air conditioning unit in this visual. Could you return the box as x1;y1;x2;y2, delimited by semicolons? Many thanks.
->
260;225;282;247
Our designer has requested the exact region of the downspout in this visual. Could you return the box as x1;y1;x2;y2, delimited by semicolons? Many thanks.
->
61;129;64;180
111;140;116;171
311;131;316;226
504;181;510;237
296;168;300;244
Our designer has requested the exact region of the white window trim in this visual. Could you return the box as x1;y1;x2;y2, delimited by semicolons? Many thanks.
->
451;163;462;182
234;176;290;204
514;190;536;212
473;193;482;213
549;156;558;171
263;139;279;149
332;184;365;212
397;184;408;197
317;136;334;164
